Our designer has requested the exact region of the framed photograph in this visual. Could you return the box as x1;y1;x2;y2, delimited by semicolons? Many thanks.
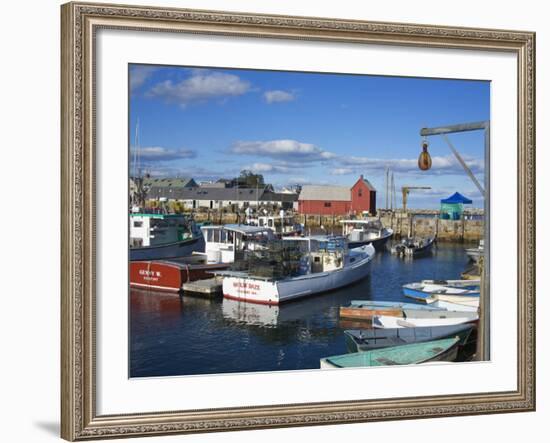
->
61;1;535;440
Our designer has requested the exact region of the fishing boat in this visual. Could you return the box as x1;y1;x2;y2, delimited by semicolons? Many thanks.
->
403;281;480;302
465;239;484;263
245;211;304;237
339;300;443;320
129;257;230;293
320;337;460;368
391;236;435;258
372;314;477;329
340;219;393;251
130;213;204;261
201;224;276;264
344;324;474;353
218;237;375;305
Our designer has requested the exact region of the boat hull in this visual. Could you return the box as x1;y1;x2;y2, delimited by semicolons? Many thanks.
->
223;246;374;305
339;306;403;320
130;236;205;261
403;285;480;302
344;324;474;353
347;230;393;251
321;337;460;368
373;314;477;329
391;237;435;258
432;294;480;306
130;259;228;292
339;301;441;320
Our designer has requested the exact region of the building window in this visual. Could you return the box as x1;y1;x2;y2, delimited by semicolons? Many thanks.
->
358;189;363;197
133;221;143;227
324;202;332;208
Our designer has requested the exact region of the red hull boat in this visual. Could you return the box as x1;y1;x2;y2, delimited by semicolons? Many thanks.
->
130;257;229;293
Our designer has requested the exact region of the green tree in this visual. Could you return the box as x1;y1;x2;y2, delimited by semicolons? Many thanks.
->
237;170;265;187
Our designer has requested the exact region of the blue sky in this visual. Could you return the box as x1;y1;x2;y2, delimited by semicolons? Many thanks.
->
129;64;489;209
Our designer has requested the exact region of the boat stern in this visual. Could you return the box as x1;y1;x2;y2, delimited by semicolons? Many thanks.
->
223;276;281;305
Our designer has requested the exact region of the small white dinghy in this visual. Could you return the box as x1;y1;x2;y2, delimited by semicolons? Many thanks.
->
430;300;479;312
428;294;480;307
402;308;478;320
372;314;477;329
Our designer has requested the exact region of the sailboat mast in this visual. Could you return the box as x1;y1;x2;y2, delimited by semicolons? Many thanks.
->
134;118;141;179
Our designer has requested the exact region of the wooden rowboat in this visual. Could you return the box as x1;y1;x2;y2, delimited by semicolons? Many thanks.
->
320;337;460;368
402;309;478;320
339;300;444;321
428;294;480;307
403;281;480;302
344;324;474;353
372;314;477;329
429;300;479;312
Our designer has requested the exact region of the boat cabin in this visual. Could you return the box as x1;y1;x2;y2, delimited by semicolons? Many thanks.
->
282;236;348;275
130;213;198;247
247;215;303;236
340;219;386;242
201;224;275;264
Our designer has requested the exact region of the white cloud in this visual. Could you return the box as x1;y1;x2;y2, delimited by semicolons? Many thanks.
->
147;71;251;106
263;90;296;104
130;66;158;92
131;146;196;162
337;154;484;176
230;139;336;162
330;167;355;176
137;165;237;180
242;161;305;174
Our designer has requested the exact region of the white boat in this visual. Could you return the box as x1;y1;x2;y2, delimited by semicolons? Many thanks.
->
219;237;375;305
403;281;480;302
391;236;435;258
465;239;484;263
430;300;479;312
420;279;481;288
340;219;393;251
246;211;303;237
372;314;477;329
428;294;480;307
402;308;478;320
201;224;275;264
129;213;204;261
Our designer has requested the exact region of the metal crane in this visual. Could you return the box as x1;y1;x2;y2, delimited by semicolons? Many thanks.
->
401;186;431;212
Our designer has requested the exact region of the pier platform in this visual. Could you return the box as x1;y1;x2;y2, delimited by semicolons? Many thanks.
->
182;277;223;298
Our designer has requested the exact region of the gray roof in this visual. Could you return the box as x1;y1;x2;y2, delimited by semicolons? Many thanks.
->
146;186;297;202
262;191;298;203
358;176;376;191
143;177;197;188
298;185;350;201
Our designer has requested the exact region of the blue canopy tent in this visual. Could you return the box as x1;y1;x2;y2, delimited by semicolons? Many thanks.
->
440;192;472;220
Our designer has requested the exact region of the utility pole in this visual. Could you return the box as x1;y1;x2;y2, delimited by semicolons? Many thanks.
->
390;172;395;211
385;167;389;210
419;120;490;361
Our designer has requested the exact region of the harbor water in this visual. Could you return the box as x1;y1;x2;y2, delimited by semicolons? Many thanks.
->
130;242;474;377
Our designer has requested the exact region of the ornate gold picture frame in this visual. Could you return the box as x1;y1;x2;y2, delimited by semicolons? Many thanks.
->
61;2;535;440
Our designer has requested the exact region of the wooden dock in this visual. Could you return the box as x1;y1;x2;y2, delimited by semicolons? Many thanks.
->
182;277;223;298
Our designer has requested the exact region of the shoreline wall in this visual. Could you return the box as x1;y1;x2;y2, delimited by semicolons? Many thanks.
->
189;209;484;242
